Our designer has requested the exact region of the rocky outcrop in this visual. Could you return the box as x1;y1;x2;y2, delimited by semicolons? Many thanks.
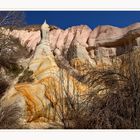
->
1;21;140;128
0;22;89;128
1;22;140;66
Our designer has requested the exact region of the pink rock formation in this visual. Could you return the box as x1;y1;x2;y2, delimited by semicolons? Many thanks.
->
1;22;140;63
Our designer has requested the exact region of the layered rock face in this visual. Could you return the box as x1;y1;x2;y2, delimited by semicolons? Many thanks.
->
2;22;140;66
1;22;140;128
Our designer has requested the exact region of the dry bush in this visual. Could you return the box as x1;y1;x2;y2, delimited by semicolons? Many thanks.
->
0;101;24;129
52;48;140;129
18;68;34;83
0;11;25;28
0;11;28;76
118;47;140;128
59;68;133;129
0;12;28;99
0;78;9;99
0;36;29;75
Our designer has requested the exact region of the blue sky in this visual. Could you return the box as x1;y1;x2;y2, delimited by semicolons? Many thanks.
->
25;11;140;29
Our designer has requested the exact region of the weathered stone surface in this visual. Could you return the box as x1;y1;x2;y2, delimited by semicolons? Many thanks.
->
49;29;62;50
1;22;140;61
67;41;96;70
0;22;89;128
1;22;140;62
1;22;140;128
89;23;140;48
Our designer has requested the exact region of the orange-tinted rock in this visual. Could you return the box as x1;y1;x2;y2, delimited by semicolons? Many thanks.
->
1;22;140;128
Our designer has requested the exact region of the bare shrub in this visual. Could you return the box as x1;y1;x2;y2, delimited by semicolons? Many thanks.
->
0;11;28;100
0;11;25;28
0;36;29;76
52;48;140;129
0;101;24;129
0;78;9;98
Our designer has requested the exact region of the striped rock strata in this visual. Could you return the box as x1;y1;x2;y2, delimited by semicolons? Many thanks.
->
1;22;140;128
0;21;89;128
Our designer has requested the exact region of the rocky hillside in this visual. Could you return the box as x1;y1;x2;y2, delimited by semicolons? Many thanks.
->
0;22;140;129
2;22;140;65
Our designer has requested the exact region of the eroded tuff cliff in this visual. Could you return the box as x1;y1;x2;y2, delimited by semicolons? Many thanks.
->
2;22;140;65
0;22;140;128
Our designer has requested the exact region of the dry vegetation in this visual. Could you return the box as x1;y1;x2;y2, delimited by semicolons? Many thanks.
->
49;47;140;129
0;11;30;99
0;12;140;128
1;45;138;129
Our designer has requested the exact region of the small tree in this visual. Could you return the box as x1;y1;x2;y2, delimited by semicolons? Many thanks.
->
0;11;26;28
0;11;27;97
